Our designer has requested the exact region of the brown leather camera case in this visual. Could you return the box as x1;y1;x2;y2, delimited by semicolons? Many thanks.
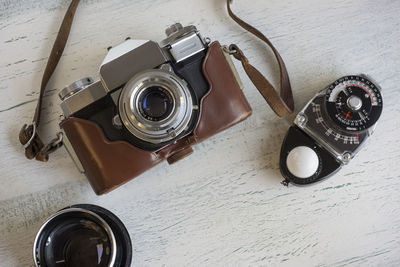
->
60;41;252;195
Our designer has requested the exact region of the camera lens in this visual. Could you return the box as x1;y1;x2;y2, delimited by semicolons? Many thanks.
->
34;204;132;267
119;69;194;144
139;86;174;121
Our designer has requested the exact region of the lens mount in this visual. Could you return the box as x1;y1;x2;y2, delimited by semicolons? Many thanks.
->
119;69;193;144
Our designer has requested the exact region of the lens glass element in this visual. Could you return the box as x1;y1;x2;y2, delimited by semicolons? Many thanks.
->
37;212;113;267
139;86;174;121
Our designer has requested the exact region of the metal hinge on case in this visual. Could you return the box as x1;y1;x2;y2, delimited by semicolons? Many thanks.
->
61;128;85;173
221;45;244;90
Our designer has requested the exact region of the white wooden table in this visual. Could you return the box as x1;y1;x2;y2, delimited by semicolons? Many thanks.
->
1;0;400;266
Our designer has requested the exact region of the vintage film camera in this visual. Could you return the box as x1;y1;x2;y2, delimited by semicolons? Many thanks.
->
59;23;252;194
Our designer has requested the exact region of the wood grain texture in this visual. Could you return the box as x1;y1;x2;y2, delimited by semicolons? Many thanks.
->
1;0;400;266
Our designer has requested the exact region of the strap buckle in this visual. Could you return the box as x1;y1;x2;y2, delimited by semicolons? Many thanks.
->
222;46;237;55
223;44;247;62
34;132;64;162
52;132;64;148
22;123;36;149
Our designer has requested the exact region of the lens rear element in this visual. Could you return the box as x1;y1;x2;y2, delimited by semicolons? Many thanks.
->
42;216;111;267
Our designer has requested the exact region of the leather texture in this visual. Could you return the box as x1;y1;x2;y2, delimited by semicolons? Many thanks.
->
19;0;81;161
227;0;294;117
60;117;163;194
194;42;252;140
60;42;252;195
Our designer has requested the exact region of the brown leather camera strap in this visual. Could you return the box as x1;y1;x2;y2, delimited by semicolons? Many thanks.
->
227;0;294;117
19;0;294;161
19;0;80;161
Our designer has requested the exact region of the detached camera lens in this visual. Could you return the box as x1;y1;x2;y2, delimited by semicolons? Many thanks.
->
139;86;174;121
33;204;132;267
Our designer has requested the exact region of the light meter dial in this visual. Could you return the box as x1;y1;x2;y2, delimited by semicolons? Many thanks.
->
325;75;383;132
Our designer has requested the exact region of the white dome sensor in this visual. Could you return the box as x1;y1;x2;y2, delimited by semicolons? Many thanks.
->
286;146;319;178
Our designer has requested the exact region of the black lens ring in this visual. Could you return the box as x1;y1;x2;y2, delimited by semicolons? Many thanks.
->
34;204;132;267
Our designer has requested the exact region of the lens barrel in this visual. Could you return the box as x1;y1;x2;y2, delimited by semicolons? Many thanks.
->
119;69;193;144
33;204;132;267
